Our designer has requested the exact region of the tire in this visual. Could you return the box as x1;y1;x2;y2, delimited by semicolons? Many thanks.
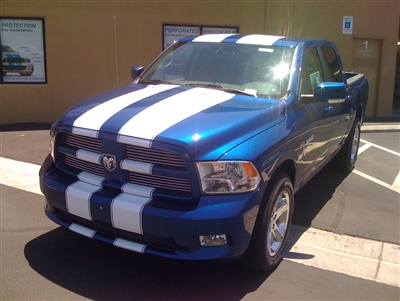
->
240;172;294;272
334;118;361;172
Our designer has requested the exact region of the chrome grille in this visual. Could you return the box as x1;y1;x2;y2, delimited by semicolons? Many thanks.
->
64;155;104;176
126;145;185;168
59;133;192;194
65;134;102;153
128;172;191;192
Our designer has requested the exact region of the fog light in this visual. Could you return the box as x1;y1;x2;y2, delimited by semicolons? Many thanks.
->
199;234;227;246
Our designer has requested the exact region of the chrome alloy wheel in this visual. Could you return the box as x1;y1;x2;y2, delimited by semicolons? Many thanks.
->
266;190;290;257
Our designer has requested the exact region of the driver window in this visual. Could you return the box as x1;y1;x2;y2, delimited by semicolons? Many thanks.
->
300;47;324;96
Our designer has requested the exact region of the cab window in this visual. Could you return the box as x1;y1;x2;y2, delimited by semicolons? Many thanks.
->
320;46;343;82
300;47;323;96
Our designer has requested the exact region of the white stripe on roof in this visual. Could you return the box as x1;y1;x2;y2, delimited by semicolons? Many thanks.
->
236;34;284;45
192;34;235;43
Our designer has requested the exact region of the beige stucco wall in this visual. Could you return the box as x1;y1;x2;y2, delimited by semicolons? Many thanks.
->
264;0;399;117
0;0;399;124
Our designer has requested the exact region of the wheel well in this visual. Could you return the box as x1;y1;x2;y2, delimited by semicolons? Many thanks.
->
356;106;363;123
275;160;296;187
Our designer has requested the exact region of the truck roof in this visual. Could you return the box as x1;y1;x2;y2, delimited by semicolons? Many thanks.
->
179;34;328;48
181;34;299;47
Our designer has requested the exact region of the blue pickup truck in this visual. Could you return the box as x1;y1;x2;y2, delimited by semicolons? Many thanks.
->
40;34;368;272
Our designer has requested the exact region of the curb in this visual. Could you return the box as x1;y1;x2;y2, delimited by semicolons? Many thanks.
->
286;225;400;288
361;124;400;133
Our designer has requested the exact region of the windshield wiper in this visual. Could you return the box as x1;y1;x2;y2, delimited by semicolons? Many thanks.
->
184;83;257;97
185;83;223;89
221;87;258;97
139;79;174;85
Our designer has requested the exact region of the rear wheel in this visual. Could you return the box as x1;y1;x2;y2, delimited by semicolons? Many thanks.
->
240;172;294;272
334;118;361;172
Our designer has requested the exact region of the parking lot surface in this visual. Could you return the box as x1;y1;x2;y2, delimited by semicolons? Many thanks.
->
1;125;399;300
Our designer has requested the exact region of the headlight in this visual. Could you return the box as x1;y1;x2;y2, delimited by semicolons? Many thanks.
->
49;134;55;161
196;161;261;194
49;123;57;161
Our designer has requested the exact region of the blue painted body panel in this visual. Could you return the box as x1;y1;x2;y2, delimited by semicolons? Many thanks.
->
40;34;368;261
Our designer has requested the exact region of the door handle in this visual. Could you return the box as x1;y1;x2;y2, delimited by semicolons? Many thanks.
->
324;106;334;113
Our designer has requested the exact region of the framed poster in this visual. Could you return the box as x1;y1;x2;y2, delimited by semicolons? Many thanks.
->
163;24;238;50
163;25;201;50
202;27;238;35
0;17;47;84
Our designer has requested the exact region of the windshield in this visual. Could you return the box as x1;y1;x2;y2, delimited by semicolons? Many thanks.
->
1;45;16;53
140;41;295;98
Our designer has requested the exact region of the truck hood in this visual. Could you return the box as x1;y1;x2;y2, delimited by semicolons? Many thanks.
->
57;84;286;161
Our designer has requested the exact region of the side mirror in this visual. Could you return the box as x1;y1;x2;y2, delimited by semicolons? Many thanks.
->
131;66;144;80
314;82;346;103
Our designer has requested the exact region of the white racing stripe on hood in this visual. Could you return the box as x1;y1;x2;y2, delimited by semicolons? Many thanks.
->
72;85;178;137
118;87;235;147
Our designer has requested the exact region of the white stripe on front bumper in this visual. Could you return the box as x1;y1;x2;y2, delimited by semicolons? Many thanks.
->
69;223;96;238
111;193;151;234
114;238;146;253
122;183;154;197
66;181;100;220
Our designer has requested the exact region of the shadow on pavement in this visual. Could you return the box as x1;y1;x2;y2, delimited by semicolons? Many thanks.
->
24;227;271;301
292;162;351;228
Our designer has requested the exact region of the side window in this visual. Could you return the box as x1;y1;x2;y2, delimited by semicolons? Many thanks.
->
300;47;323;95
320;46;343;82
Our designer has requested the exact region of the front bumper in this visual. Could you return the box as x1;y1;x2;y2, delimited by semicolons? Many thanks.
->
3;62;33;73
40;155;262;261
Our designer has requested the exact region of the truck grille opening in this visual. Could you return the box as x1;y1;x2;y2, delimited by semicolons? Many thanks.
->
59;133;193;194
65;134;102;153
128;172;192;192
63;155;104;176
126;144;186;168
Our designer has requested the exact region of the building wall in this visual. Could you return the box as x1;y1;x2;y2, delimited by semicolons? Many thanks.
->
1;0;399;124
265;0;399;117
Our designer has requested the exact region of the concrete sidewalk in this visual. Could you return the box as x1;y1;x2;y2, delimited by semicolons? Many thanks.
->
286;225;400;287
362;121;400;132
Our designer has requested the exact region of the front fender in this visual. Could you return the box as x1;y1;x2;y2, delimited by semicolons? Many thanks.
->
220;119;300;191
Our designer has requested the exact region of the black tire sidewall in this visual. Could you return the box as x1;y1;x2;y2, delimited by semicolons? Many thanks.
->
264;174;293;265
343;118;361;171
247;172;294;271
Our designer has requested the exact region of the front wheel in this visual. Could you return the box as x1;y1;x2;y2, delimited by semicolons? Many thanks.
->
240;172;294;272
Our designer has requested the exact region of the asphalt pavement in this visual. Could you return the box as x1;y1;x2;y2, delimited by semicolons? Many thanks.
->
1;121;399;300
